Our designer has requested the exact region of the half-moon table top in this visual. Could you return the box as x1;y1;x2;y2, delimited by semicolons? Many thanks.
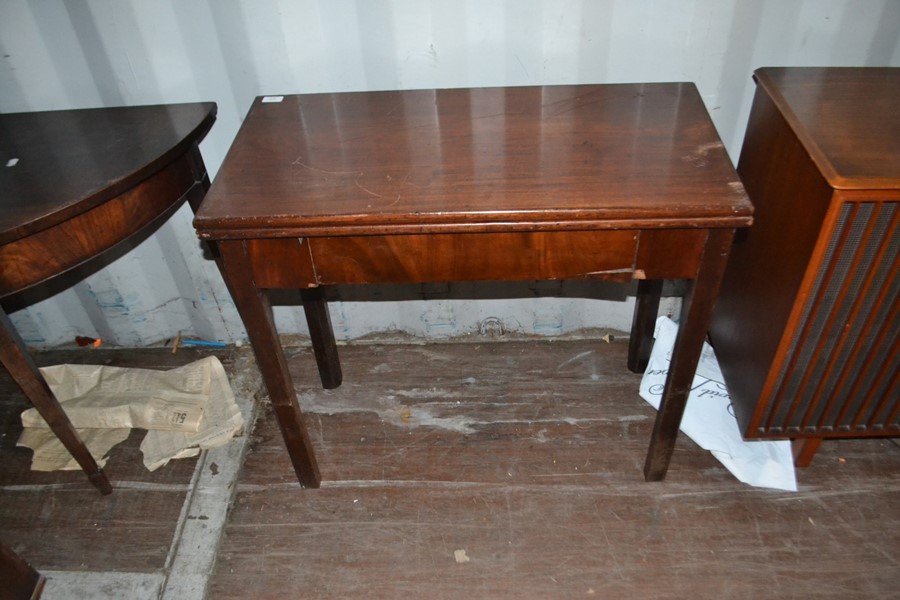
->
0;102;216;246
0;102;216;298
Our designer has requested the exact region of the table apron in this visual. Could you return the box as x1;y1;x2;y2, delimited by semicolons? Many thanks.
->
0;152;201;298
244;228;710;289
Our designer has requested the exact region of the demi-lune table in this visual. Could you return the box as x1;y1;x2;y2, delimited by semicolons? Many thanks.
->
0;103;216;494
195;84;752;488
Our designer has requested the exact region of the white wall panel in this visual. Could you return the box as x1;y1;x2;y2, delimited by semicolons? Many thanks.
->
1;0;898;347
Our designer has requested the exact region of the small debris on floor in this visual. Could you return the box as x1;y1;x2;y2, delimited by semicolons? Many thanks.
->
453;549;470;564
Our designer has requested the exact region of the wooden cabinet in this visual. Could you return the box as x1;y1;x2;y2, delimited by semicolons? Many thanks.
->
710;67;899;465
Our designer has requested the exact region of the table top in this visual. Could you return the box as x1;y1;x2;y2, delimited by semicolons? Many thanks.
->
753;67;900;190
196;84;751;239
0;103;217;246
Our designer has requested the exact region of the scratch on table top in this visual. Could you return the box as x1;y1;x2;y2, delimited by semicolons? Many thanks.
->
581;268;634;277
543;96;609;119
681;141;725;167
354;173;383;198
728;180;747;194
292;155;358;176
293;155;408;203
695;141;725;155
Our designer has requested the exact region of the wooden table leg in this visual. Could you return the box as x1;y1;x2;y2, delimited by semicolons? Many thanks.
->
215;241;322;488
643;229;735;482
628;279;664;373
0;540;45;600
0;309;113;495
300;288;342;390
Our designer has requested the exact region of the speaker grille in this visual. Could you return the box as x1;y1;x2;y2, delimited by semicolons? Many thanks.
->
760;201;899;435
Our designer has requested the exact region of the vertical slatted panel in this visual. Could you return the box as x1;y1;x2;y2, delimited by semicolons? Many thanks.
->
762;202;899;435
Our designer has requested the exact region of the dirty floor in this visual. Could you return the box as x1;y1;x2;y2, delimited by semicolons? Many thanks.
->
1;338;898;599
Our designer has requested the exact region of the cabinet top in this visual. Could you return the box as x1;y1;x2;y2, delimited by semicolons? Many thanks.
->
754;67;900;190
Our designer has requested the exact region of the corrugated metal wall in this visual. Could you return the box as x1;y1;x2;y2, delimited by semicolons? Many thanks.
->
2;0;899;348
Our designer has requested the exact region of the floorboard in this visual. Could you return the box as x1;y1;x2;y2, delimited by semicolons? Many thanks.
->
0;347;236;575
1;339;898;599
210;339;900;599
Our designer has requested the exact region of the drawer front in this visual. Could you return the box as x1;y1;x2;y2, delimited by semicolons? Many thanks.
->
247;238;317;289
309;230;638;285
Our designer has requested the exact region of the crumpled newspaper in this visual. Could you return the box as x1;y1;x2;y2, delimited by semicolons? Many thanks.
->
640;316;797;491
18;356;244;472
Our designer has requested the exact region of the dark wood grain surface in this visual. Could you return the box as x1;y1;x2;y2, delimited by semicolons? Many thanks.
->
710;83;836;433
0;103;216;245
194;83;750;487
711;67;900;464
0;540;43;600
0;103;216;494
754;67;900;189
195;84;751;238
0;150;202;298
208;340;900;600
307;230;639;285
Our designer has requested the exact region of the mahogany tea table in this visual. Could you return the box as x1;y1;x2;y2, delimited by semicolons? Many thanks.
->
0;103;216;494
194;84;752;488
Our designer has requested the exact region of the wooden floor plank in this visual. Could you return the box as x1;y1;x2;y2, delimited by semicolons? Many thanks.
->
0;347;234;572
213;482;900;599
2;340;898;599
209;339;900;599
243;341;723;487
